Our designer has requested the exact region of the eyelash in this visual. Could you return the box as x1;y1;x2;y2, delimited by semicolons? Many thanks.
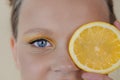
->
29;38;52;48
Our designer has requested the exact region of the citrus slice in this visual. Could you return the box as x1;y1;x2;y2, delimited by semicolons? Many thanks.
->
69;21;120;74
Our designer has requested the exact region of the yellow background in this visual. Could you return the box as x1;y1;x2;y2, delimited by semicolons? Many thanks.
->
0;0;120;80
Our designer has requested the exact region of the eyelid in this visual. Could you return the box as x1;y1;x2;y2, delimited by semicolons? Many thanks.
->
29;39;49;44
23;35;56;46
28;37;51;44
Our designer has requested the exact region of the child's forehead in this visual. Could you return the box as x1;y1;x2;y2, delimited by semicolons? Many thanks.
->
19;0;109;29
18;0;109;36
21;0;109;18
22;0;107;8
20;0;109;21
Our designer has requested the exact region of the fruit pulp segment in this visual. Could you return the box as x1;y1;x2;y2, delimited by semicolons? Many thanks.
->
74;26;120;69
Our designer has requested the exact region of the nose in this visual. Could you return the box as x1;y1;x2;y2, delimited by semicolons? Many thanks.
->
49;40;84;80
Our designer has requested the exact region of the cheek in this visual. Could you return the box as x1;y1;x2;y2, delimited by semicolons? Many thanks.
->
17;47;51;80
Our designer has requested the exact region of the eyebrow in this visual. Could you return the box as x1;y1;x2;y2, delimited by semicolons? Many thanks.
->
23;27;53;35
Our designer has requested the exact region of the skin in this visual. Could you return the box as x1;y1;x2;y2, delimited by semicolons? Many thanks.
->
11;0;120;80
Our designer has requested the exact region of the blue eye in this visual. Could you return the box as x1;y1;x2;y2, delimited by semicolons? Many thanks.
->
30;39;51;48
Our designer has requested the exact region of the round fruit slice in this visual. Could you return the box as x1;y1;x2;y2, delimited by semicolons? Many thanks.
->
69;21;120;74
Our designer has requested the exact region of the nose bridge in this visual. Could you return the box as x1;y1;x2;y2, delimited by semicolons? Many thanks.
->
53;44;79;72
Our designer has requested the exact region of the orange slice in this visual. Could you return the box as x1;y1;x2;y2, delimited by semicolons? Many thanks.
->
69;21;120;74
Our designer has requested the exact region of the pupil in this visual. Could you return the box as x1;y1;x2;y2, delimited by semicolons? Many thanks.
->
38;39;47;47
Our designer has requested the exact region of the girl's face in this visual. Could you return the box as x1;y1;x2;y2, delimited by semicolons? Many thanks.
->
12;0;110;80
